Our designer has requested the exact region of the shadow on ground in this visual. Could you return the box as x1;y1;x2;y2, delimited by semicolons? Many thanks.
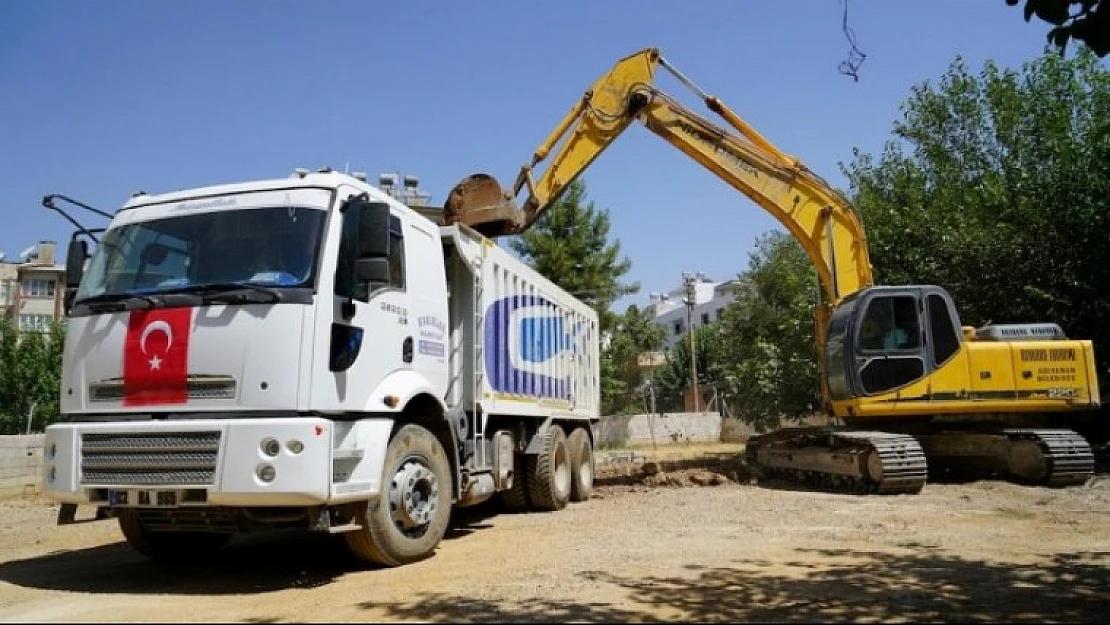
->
361;548;1110;623
0;501;500;595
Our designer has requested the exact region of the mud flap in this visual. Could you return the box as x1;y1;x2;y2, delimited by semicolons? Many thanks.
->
57;503;113;525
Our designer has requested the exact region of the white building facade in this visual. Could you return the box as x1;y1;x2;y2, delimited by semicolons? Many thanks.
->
1;241;66;333
647;273;740;349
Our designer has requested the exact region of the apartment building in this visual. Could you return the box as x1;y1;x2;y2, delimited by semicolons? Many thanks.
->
0;241;66;333
646;274;741;349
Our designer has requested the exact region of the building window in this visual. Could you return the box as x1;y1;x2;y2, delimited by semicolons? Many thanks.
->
673;321;683;336
701;312;710;325
0;281;9;304
18;314;53;333
20;278;56;298
716;308;724;320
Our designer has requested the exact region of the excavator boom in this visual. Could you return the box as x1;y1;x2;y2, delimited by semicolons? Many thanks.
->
449;48;873;306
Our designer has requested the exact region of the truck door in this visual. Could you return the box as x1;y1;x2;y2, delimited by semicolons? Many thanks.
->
310;190;412;412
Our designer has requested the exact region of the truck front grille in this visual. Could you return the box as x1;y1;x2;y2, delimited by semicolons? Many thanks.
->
80;431;221;486
89;376;237;402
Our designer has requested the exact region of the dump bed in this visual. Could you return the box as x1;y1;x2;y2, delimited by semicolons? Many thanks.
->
440;224;600;422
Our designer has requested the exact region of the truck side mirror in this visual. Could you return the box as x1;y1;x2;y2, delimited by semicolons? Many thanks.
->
338;196;393;320
355;258;390;284
357;200;391;260
65;239;88;290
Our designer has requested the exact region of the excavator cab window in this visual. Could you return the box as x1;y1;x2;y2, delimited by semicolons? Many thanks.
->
859;296;919;352
854;292;927;395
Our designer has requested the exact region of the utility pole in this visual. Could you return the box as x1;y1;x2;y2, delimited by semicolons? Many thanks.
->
682;271;700;413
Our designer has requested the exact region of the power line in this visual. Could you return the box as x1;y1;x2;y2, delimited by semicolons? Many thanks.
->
838;0;867;82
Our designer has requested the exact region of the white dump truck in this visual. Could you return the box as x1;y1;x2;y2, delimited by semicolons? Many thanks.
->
41;168;600;567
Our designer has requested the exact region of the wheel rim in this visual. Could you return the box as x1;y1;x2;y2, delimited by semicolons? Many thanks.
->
554;441;570;497
578;453;594;488
388;457;440;538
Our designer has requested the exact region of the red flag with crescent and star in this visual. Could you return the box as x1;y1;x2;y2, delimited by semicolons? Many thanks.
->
123;308;192;406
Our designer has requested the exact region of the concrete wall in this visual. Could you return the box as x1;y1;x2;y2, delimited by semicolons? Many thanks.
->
596;412;723;447
0;435;44;500
596;412;835;448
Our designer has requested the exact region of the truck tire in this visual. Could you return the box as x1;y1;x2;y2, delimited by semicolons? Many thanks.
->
345;423;453;567
526;424;570;512
116;509;231;561
567;426;595;502
498;451;530;512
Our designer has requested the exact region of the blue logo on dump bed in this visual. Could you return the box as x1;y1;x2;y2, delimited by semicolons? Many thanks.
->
484;295;584;400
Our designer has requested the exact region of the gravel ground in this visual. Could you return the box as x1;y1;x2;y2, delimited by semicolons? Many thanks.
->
0;453;1108;623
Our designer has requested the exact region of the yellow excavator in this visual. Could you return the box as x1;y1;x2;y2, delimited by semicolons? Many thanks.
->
440;48;1101;494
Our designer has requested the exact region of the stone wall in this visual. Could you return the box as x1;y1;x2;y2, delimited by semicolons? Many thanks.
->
0;435;44;500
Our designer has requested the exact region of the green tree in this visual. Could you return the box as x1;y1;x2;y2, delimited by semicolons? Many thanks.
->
508;179;638;332
842;48;1110;388
0;317;19;432
601;304;666;415
652;323;728;414
1005;0;1110;56
0;319;66;434
716;232;821;431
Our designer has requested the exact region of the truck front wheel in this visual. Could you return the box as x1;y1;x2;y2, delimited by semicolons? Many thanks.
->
345;423;453;567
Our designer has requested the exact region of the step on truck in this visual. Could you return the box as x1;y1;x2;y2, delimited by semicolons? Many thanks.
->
41;168;600;567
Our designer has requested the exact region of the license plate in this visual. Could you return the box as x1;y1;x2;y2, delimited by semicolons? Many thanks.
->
107;489;178;507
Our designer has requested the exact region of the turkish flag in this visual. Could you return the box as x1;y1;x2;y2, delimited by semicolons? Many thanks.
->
123;308;192;406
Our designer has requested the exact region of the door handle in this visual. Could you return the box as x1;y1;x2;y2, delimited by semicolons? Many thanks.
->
403;337;413;363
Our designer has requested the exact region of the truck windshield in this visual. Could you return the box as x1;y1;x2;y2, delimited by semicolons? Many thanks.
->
75;206;326;301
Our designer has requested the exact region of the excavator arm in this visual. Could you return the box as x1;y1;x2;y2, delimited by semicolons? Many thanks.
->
450;47;874;307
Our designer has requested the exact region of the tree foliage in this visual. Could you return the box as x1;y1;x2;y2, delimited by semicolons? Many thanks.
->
715;232;821;431
1006;0;1110;56
843;48;1110;387
601;304;666;415
0;319;66;434
645;231;819;429
652;322;728;414
508;180;638;332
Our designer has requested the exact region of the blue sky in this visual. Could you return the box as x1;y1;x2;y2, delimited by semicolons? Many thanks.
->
0;1;1070;310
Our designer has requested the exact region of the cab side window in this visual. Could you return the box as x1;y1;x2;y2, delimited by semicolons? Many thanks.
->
388;215;405;290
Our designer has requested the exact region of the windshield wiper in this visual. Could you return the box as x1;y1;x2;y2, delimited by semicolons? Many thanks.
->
75;292;162;312
169;282;283;304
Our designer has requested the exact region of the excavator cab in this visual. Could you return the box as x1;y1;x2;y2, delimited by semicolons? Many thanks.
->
825;285;964;401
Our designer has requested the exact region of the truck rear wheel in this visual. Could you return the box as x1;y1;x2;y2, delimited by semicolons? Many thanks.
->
498;450;530;512
345;423;453;567
567;426;595;502
116;509;231;561
526;424;570;511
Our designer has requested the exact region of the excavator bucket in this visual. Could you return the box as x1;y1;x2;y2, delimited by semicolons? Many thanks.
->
443;173;524;238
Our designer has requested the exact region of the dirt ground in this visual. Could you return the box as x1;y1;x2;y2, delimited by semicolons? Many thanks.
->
1;445;1108;623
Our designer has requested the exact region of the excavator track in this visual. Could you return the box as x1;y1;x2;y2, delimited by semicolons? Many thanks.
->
744;428;928;495
1003;429;1095;487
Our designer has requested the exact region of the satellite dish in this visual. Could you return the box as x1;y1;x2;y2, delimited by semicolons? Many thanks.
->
18;245;35;260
